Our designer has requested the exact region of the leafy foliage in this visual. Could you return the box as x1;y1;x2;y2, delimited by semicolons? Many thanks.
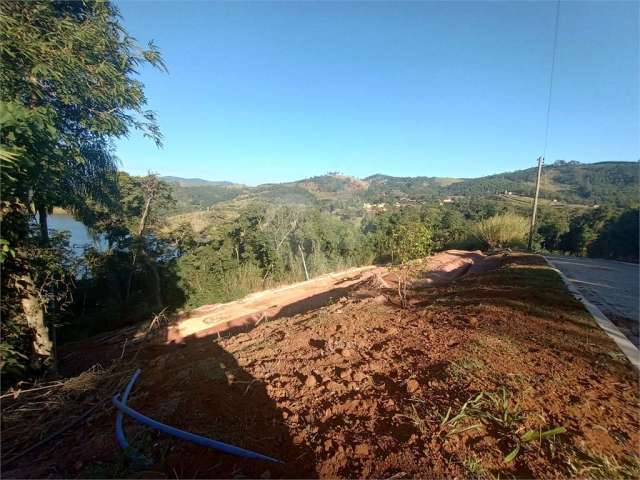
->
474;213;529;249
1;1;166;222
0;1;166;381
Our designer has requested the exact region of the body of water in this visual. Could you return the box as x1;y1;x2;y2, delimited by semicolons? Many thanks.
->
45;213;107;254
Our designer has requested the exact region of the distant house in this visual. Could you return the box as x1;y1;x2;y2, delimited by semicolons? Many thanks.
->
442;197;455;204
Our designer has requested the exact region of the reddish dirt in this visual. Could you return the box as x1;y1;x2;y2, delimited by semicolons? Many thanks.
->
167;265;382;342
2;253;638;479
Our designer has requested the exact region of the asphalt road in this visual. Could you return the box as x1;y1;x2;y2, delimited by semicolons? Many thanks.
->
546;255;639;348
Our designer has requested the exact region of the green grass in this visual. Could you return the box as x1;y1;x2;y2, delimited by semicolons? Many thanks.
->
566;449;640;479
438;387;566;464
463;455;490;479
449;357;486;380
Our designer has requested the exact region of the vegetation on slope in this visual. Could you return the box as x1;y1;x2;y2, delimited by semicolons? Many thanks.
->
165;161;638;214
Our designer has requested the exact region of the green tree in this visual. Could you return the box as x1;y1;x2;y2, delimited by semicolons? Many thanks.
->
392;223;434;264
1;0;166;242
558;208;615;256
0;0;165;364
588;208;639;262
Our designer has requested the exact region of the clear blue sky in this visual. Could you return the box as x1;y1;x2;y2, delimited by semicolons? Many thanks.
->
115;1;639;185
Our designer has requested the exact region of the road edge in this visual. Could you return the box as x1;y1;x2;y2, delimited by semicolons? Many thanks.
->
544;256;640;372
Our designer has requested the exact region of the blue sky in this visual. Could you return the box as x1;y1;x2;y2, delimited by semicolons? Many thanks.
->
115;1;639;185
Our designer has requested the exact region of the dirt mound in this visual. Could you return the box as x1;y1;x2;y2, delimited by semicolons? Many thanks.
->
166;266;383;342
411;249;486;286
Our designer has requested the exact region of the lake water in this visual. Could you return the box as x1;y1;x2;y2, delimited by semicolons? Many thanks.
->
46;213;107;254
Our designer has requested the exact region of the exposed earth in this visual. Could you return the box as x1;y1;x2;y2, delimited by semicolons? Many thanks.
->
2;252;638;479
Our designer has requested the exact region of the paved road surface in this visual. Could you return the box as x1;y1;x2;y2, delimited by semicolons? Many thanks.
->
546;255;639;348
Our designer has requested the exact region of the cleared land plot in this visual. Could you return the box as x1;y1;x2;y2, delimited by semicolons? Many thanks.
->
2;254;638;479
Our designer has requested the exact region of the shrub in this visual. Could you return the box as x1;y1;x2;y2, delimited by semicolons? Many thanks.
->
475;213;529;249
392;223;434;263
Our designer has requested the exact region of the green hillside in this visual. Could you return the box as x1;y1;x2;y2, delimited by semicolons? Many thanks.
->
164;161;638;214
444;161;638;206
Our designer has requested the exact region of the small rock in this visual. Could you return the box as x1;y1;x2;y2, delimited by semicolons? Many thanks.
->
305;374;319;387
355;444;371;457
406;379;420;393
372;294;387;304
341;348;358;359
339;369;353;381
353;372;367;382
326;381;342;392
324;439;334;451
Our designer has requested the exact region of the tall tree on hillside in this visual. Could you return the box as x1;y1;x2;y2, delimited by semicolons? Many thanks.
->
0;0;165;363
1;0;166;240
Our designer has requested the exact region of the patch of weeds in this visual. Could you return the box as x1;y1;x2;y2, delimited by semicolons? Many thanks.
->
469;337;489;352
397;403;429;435
504;426;566;463
464;455;490;479
449;357;486;381
440;387;566;464
81;453;130;479
504;372;533;398
82;431;171;478
606;351;629;364
566;448;640;479
439;392;484;436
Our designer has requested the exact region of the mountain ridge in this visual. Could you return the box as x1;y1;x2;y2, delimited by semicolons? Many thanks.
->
161;160;638;213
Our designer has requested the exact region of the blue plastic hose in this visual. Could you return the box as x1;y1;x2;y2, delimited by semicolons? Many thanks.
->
115;369;151;468
112;370;283;465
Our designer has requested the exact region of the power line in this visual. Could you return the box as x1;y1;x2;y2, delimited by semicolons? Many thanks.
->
543;0;561;158
529;1;561;251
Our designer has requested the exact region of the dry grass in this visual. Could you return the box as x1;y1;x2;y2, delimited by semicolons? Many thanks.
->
474;213;529;249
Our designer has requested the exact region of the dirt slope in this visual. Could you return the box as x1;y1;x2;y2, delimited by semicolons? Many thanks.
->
2;253;638;479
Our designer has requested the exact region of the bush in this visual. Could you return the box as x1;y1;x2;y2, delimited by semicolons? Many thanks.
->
392;223;434;263
475;213;529;249
588;208;639;262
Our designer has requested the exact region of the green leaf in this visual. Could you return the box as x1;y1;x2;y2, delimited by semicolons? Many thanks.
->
504;445;520;463
539;426;566;439
521;426;566;443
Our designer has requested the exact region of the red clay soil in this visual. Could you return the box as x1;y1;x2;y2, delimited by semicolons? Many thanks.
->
166;265;383;342
2;253;638;479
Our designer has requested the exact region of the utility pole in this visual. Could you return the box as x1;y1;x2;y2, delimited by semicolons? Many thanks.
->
527;156;544;251
298;243;309;281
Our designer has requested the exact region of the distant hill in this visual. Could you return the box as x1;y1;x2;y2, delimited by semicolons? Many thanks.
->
163;161;638;213
161;177;248;212
161;176;237;187
364;161;637;206
443;161;638;206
